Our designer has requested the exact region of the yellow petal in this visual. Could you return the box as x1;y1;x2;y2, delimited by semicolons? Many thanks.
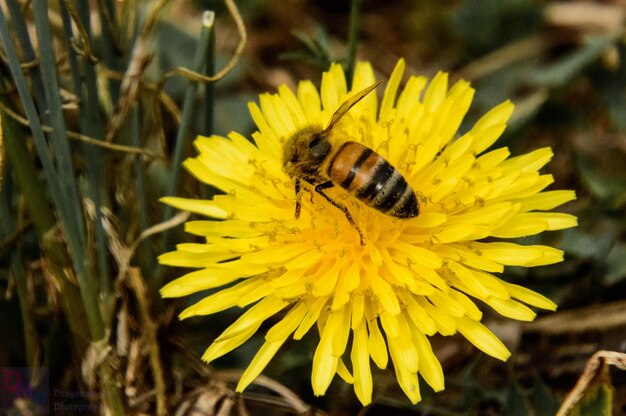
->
501;147;553;173
367;317;388;369
491;218;548;238
416;297;456;335
423;72;448;113
427;290;466;317
388;314;420;373
397;76;427;119
474;242;561;266
297;80;322;122
488;297;537;321
524;212;578;230
214;296;288;343
350;293;365;329
380;310;400;339
392;241;443;269
389;344;422;404
351;61;377;116
202;324;259;363
449;289;482;321
293;297;328;340
470;100;514;153
312;319;339;396
456;316;511;361
517;190;577;211
237;339;285;392
502;281;557;311
184;220;261;238
413;329;444;392
380;58;406;120
336;358;354;384
178;277;266;318
397;291;437;335
329;306;351;357
370;276;401;315
265;301;308;342
451;245;504;273
351;322;373;405
160;196;227;219
447;261;490;299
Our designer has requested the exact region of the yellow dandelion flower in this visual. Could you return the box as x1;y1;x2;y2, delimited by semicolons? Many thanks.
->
160;59;577;405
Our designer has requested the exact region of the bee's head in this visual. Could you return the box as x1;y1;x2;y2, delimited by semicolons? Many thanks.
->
282;126;329;177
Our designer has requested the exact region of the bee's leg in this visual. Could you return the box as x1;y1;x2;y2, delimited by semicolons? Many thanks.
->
294;178;302;219
314;181;366;246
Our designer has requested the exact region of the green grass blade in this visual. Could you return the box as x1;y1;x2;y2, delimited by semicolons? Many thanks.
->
59;0;112;299
5;0;48;117
132;105;153;276
161;12;217;248
32;0;88;258
346;0;361;85
203;11;216;135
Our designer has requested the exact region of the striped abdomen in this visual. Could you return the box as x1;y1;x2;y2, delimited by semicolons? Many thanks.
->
327;141;419;218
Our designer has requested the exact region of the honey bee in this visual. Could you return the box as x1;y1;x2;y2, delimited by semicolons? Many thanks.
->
282;82;419;245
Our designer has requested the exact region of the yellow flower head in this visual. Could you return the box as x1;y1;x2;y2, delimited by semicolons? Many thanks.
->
160;59;577;405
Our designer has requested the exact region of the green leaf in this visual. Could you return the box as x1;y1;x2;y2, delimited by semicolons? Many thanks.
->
568;382;613;416
576;149;626;209
453;0;542;56
280;26;334;69
503;380;529;416
603;243;626;286
532;375;560;416
530;36;616;88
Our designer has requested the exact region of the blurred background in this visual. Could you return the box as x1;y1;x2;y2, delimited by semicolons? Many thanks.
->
0;0;625;414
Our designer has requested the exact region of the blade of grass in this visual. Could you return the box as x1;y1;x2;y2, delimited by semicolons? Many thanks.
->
32;0;89;269
346;0;361;86
5;0;48;118
59;0;112;303
0;8;69;245
1;105;90;361
0;144;39;368
131;105;153;277
201;11;216;202
91;0;122;103
203;11;216;135
161;11;218;249
0;3;124;413
58;0;83;104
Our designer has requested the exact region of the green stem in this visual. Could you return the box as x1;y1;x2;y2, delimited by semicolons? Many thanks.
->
131;105;153;277
0;4;125;414
60;0;112;305
0;176;39;368
91;0;121;103
203;11;216;135
31;0;101;335
161;12;218;249
346;0;361;86
5;0;48;118
1;109;90;362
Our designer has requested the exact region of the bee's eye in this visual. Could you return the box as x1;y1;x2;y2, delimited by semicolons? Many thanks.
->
309;136;330;159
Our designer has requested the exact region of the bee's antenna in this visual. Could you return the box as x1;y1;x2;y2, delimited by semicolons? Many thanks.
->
324;81;382;133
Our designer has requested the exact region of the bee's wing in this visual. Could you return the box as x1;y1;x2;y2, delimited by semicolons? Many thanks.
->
324;81;382;132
